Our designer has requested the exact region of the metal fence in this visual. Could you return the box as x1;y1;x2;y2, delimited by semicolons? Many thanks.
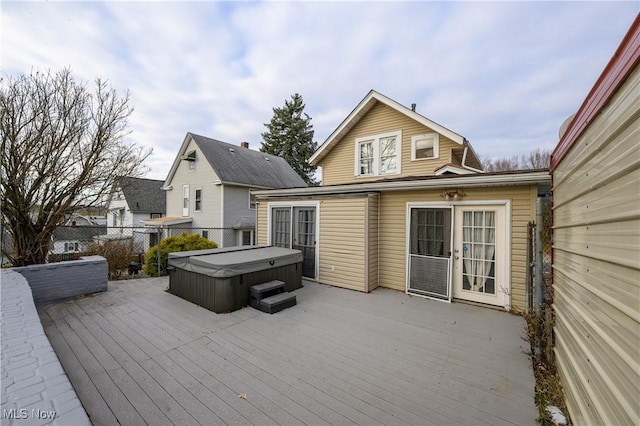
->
2;225;242;276
526;196;554;363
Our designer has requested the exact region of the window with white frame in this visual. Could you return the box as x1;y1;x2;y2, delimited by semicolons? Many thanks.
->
64;242;79;252
355;131;401;177
411;133;439;160
195;188;202;211
249;191;256;209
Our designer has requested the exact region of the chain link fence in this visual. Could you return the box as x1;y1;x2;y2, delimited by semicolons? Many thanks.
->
2;224;242;278
526;196;554;363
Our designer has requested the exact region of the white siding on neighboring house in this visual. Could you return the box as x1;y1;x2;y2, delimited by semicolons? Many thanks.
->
551;23;640;426
165;138;223;229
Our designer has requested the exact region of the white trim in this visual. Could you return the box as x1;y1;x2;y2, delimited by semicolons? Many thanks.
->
434;165;475;175
253;171;551;197
182;185;189;217
248;189;257;210
353;130;402;177
450;200;511;310
405;202;454;303
220;185;225;229
266;200;320;280
411;133;439;161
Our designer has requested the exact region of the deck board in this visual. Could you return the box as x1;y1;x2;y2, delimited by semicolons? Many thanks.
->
38;277;537;425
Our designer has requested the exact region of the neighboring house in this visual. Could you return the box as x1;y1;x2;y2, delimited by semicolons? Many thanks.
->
50;224;106;256
146;133;306;247
106;177;166;251
254;90;550;311
550;17;639;426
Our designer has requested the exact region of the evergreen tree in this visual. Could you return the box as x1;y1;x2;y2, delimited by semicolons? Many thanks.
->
261;93;318;185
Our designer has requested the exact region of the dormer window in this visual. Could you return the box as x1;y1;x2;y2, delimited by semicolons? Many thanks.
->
412;133;439;160
354;131;401;177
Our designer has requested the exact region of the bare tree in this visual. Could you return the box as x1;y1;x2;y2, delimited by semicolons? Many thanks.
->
482;148;551;172
1;69;151;266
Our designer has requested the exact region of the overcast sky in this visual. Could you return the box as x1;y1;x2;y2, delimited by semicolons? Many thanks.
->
2;1;638;180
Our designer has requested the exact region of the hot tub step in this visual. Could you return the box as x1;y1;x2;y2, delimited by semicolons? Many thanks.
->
250;280;285;298
256;292;297;314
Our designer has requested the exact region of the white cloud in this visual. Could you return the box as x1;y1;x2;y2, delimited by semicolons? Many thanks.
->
2;1;637;177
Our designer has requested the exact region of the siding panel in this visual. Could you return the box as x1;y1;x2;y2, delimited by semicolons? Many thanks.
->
552;64;640;425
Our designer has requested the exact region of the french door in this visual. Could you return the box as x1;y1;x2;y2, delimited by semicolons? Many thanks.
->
271;205;317;278
453;206;506;307
407;207;453;301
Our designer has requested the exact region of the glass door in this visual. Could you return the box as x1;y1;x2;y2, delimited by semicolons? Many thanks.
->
407;207;453;300
293;207;316;278
453;206;506;306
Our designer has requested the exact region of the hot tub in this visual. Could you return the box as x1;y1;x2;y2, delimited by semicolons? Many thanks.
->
167;246;303;313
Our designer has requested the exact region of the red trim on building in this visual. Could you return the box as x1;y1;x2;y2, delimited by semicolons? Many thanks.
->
551;14;640;171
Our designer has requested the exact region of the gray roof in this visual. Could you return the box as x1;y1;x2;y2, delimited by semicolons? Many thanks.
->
118;177;166;214
54;226;107;241
189;133;307;189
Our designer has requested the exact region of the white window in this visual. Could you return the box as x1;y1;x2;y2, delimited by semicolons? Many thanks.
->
195;188;202;211
182;185;189;217
354;131;401;177
64;242;79;252
411;133;439;160
185;150;196;171
249;191;257;210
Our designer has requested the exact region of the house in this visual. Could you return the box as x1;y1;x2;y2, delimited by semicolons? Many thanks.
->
50;224;106;258
106;177;166;251
146;133;307;247
550;16;639;426
254;90;550;311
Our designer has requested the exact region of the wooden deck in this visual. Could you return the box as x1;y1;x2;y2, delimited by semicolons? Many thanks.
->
38;278;537;425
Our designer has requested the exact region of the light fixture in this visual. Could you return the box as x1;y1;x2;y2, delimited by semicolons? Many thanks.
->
443;189;464;201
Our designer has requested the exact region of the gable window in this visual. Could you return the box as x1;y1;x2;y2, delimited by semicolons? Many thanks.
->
195;188;202;211
183;150;196;171
412;133;439;160
355;131;401;177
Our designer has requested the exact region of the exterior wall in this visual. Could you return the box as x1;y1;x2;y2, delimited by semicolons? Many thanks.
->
552;66;640;426
222;185;254;228
1;269;91;425
378;186;536;311
165;138;222;228
257;186;536;307
256;195;369;292
13;256;108;305
317;196;367;291
319;102;461;186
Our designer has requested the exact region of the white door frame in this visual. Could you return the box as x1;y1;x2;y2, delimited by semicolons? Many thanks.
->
267;201;320;280
406;200;511;310
452;200;511;310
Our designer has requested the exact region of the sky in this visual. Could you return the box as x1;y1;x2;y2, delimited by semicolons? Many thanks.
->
2;1;638;180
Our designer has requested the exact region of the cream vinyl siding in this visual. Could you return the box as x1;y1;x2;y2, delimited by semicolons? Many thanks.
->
256;201;268;246
318;197;367;291
552;66;640;426
320;102;460;186
378;186;536;311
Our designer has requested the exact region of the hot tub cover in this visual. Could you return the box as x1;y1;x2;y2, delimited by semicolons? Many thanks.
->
168;246;303;278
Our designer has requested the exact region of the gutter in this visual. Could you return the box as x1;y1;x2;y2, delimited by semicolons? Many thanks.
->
253;170;550;198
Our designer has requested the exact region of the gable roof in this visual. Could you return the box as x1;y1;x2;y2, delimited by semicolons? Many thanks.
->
165;133;307;189
118;177;166;214
309;90;468;166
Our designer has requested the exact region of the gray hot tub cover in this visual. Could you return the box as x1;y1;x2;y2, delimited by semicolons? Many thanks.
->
167;246;303;278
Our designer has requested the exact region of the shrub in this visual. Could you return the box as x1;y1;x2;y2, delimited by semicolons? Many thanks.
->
88;238;138;280
144;232;217;277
